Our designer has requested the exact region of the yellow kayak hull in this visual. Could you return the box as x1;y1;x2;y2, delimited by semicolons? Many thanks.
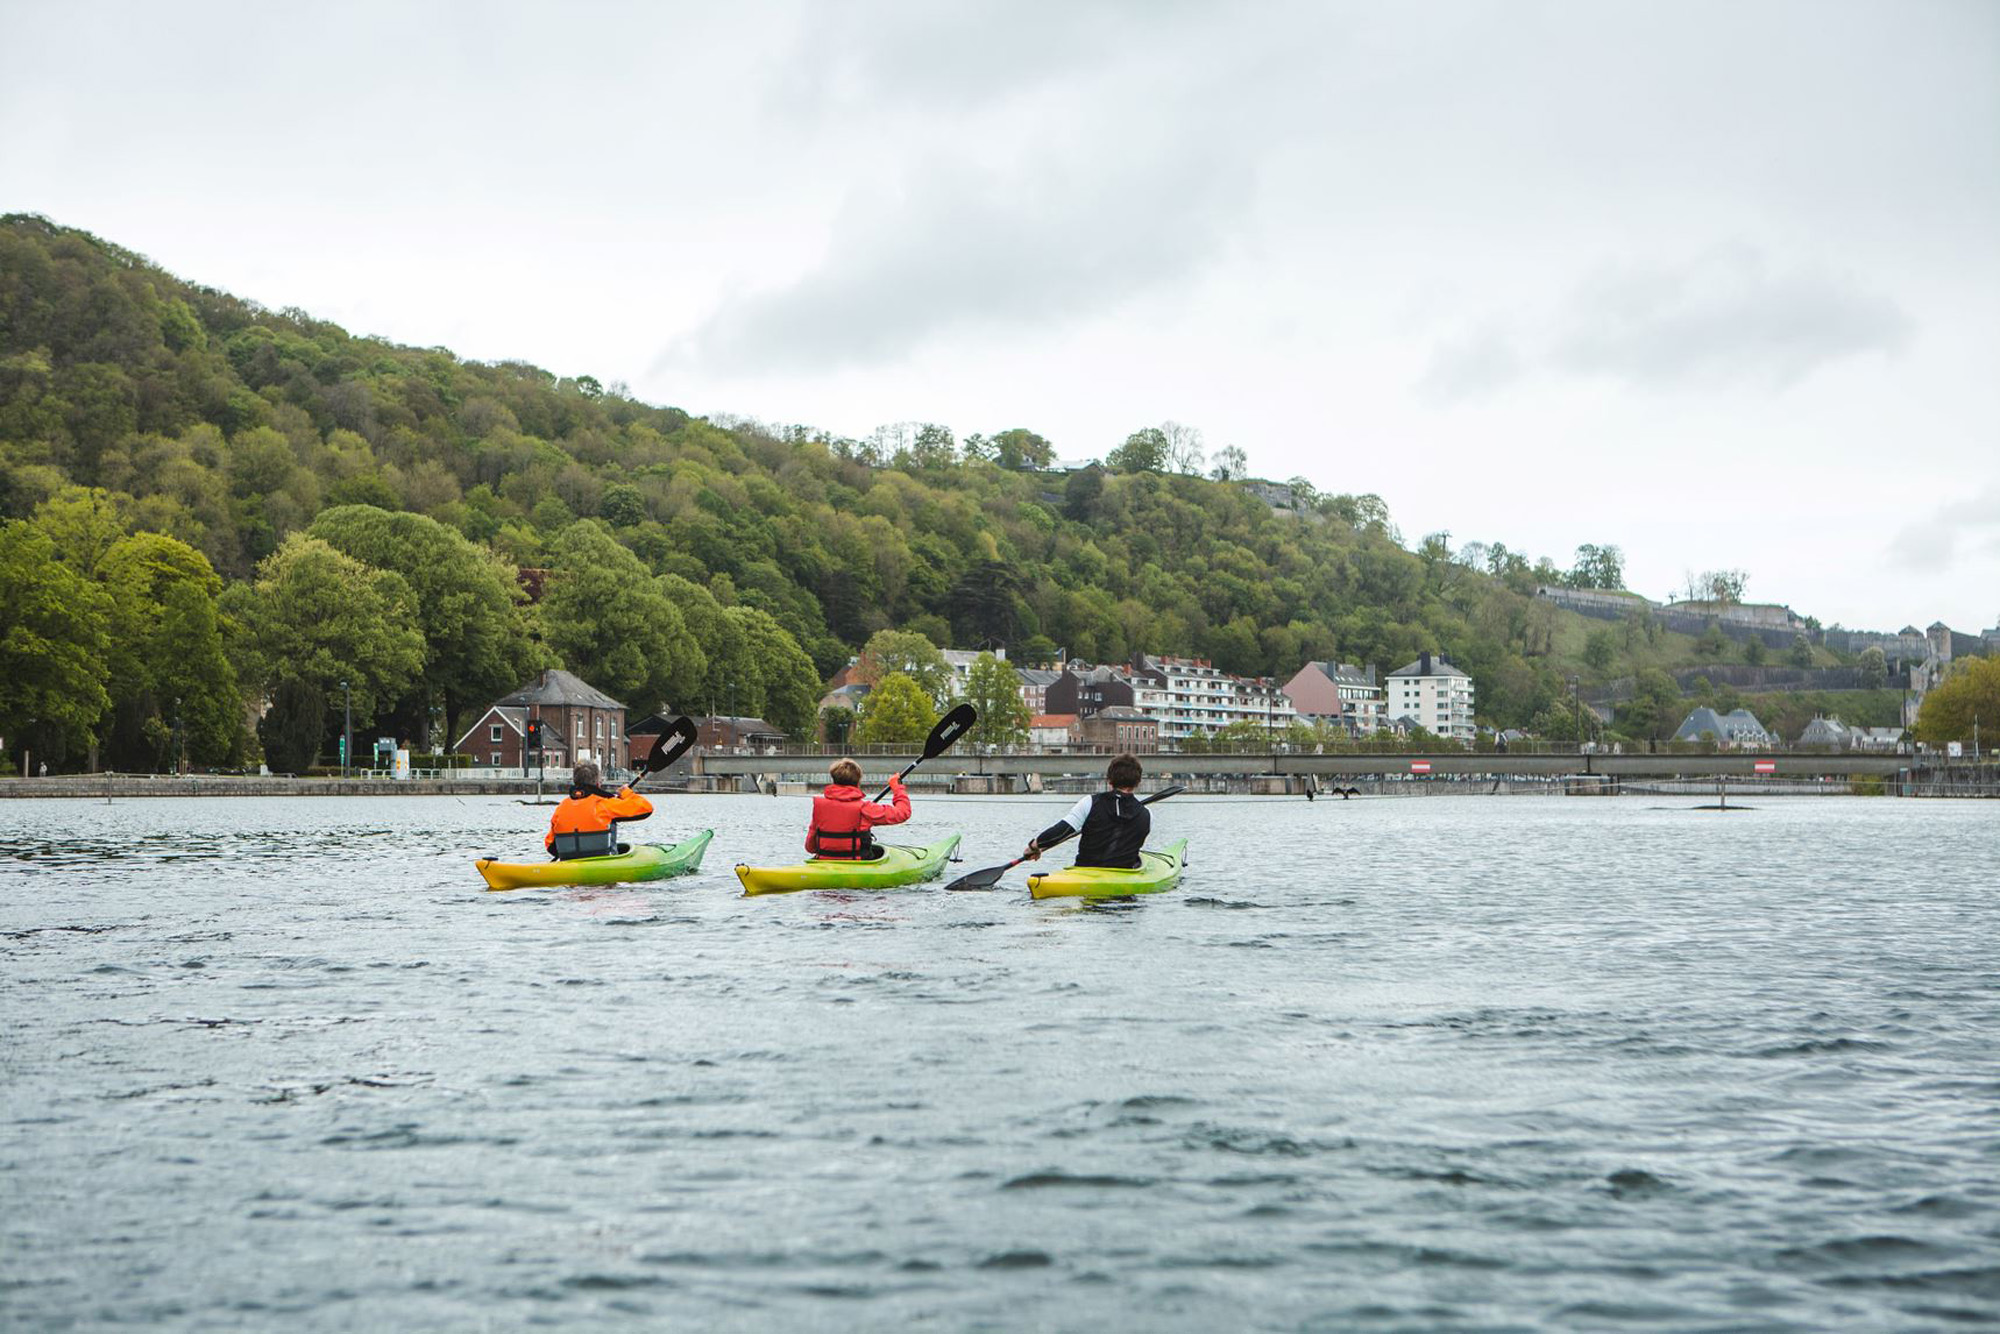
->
736;836;961;896
476;830;714;891
1028;840;1187;900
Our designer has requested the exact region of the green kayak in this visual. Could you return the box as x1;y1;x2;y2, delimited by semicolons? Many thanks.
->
736;835;962;896
477;829;714;891
1027;839;1188;900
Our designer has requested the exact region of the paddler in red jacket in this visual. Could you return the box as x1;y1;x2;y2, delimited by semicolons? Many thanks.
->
806;758;909;859
547;760;653;859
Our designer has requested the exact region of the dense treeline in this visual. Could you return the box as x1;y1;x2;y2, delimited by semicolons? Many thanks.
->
4;214;1698;770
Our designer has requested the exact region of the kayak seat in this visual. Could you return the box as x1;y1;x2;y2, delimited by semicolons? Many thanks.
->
551;828;620;860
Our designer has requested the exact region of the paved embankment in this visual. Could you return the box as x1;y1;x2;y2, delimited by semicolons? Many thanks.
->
0;775;552;799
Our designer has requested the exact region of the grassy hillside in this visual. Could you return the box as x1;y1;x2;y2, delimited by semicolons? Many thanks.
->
2;213;1760;762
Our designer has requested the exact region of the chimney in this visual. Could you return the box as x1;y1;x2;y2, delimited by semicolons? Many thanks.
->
1419;651;1432;676
1364;663;1377;685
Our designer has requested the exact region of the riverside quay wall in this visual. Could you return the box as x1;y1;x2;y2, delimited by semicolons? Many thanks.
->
4;754;1991;797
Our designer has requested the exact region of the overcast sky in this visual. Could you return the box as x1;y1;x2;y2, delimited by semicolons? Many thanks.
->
5;0;1995;633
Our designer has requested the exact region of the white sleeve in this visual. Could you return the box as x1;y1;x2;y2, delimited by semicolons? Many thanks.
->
1058;794;1094;833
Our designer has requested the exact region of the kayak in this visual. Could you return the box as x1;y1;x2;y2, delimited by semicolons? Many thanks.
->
476;829;714;892
1027;839;1188;900
736;835;962;897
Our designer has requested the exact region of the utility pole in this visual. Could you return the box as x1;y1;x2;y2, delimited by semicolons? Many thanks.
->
341;680;351;779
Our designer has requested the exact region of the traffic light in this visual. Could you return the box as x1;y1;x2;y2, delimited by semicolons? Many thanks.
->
525;718;543;748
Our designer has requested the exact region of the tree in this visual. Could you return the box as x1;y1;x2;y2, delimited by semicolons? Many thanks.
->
963;652;1029;747
1787;634;1815;668
730;605;821;739
818;705;855;746
95;531;241;767
1107;427;1169;473
855;671;936;744
0;520;112;769
1161;421;1204;475
1209;445;1249;481
1914;656;2000;748
1687;568;1748;604
258;676;324;773
540;521;703;717
1618;669;1683;742
1582;629;1616;674
987;428;1054;470
231;534;425;727
33;486;128;576
1696;622;1728;658
308;505;536;744
854;628;952;707
1565;543;1625;590
1858;646;1889;689
1062;465;1105;520
1741;636;1766;666
598;483;647;527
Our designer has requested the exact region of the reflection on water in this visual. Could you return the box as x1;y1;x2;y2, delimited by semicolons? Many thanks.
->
3;793;1998;1329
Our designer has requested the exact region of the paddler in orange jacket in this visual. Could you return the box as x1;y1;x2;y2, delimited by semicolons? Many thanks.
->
547;760;653;859
806;758;909;859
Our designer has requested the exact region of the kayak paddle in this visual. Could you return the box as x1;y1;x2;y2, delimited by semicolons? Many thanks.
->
944;785;1184;891
872;703;977;802
629;715;698;791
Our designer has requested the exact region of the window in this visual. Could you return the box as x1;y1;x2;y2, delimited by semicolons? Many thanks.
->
575;718;584;739
490;724;503;743
490;752;501;766
595;717;604;739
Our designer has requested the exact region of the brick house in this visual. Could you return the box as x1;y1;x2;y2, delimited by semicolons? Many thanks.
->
454;669;628;773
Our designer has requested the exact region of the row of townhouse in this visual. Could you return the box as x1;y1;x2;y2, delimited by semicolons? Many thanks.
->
1036;654;1297;749
1281;653;1477;743
815;643;1477;750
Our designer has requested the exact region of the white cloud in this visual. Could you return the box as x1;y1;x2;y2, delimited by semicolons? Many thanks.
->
1551;246;1915;390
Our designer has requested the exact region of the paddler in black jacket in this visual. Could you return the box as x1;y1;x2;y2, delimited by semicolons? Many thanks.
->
1021;753;1150;869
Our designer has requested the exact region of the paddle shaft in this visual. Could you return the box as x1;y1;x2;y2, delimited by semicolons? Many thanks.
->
870;703;976;803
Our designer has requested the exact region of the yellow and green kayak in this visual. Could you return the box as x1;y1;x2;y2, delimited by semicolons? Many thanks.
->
1027;839;1188;900
736;835;962;897
476;829;714;892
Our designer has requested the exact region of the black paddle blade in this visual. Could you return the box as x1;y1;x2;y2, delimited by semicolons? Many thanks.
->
925;703;977;759
1140;784;1185;805
647;716;699;773
944;860;1016;892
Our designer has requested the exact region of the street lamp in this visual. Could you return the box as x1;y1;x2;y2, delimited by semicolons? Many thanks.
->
341;680;351;779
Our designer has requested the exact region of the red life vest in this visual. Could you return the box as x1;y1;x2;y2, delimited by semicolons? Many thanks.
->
807;782;910;858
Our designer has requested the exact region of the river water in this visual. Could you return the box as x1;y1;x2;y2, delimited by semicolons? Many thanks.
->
3;793;1996;1331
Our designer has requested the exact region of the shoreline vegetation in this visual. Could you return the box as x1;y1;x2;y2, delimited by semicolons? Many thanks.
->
0;215;1974;779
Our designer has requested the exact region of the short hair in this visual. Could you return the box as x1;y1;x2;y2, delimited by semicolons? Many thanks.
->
830;758;862;786
1106;753;1142;789
572;760;601;790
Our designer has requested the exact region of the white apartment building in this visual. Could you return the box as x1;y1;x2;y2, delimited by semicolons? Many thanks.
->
1385;652;1476;743
1130;654;1297;746
940;646;1006;698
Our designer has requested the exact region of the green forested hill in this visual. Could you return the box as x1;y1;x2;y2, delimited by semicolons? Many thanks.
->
3;213;1716;769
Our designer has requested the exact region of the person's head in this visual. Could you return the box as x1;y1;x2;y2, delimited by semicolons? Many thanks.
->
1106;753;1142;791
830;758;862;787
572;760;601;791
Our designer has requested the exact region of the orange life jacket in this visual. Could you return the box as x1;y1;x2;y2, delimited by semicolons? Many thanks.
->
546;785;653;855
807;780;909;858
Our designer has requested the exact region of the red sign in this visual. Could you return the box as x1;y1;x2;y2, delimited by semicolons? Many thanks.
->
1753;760;1777;774
1410;760;1432;774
